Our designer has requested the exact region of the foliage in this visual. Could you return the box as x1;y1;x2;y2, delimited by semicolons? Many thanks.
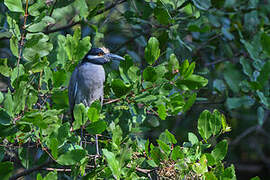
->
0;0;269;179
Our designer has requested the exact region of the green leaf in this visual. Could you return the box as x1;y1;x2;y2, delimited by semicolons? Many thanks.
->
86;120;107;135
168;54;179;73
21;111;48;129
261;33;270;56
6;14;20;38
28;0;45;16
171;146;184;161
127;66;140;83
205;153;216;166
223;164;236;179
102;149;121;179
221;114;231;133
180;59;189;76
157;139;170;155
48;138;58;159
256;91;269;107
198;110;212;141
0;161;13;180
183;62;195;78
150;146;166;164
43;172;58;180
211;140;228;161
145;37;160;65
188;132;198;145
3;92;14;116
156;104;167;120
191;0;211;10
154;0;172;25
10;36;19;57
240;57;253;78
64;28;91;61
183;93;197;112
87;101;101;122
210;110;222;136
143;66;158;82
23;33;53;61
111;79;132;97
0;92;3;104
0;124;18;137
73;103;87;130
119;55;133;83
112;125;123;147
176;74;208;90
204;172;218;180
241;39;259;61
135;94;157;103
74;0;88;18
257;106;264;126
192;154;208;174
51;89;69;109
224;62;243;93
145;139;150;157
164;129;177;144
57;149;86;165
13;81;28;114
0;108;11;125
52;70;66;88
257;61;270;86
4;0;24;12
27;16;55;32
226;96;255;110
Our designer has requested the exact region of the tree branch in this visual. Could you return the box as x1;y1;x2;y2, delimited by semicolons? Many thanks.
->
9;161;52;180
230;125;258;146
44;0;128;34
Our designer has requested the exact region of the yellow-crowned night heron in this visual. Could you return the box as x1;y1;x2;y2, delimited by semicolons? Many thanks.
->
68;47;124;153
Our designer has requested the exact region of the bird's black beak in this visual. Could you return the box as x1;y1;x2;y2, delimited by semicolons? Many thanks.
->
106;53;125;61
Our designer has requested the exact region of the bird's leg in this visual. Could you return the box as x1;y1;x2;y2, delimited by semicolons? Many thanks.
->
95;134;99;155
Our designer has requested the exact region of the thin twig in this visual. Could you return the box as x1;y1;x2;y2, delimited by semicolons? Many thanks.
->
96;0;127;15
230;125;258;146
42;167;71;172
16;0;29;81
112;34;142;53
103;98;121;105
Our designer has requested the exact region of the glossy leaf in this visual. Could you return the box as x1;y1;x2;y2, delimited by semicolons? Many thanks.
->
86;120;107;134
145;37;160;65
102;149;121;179
4;0;24;12
143;66;158;82
156;104;167;120
57;149;87;165
188;132;198;145
211;140;228;161
111;79;132;97
198;110;212;141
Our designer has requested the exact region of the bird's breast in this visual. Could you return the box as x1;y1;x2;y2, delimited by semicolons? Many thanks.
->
75;63;105;105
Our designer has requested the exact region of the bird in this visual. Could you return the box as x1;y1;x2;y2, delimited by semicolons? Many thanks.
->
68;47;124;154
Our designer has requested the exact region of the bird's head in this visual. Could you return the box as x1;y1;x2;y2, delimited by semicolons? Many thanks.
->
82;47;125;65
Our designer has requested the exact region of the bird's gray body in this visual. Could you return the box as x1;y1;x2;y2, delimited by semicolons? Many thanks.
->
68;62;105;120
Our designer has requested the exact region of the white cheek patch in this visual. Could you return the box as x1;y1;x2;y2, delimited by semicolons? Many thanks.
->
87;55;103;59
